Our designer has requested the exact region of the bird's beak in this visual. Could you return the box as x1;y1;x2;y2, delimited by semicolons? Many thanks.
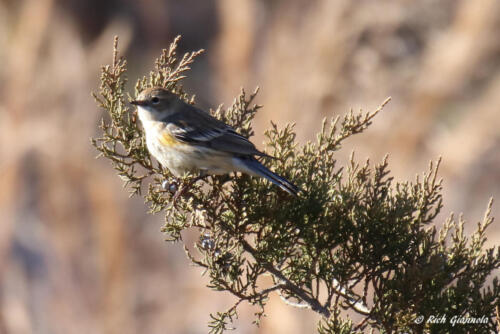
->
130;100;147;106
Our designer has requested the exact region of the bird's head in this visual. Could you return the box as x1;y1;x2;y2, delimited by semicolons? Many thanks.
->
131;87;180;122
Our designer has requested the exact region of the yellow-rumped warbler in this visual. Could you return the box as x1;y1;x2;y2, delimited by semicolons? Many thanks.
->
131;87;298;195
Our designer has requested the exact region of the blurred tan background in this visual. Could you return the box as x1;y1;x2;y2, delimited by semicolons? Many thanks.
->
0;0;499;333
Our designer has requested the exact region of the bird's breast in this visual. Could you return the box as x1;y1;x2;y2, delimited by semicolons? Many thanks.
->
142;121;240;177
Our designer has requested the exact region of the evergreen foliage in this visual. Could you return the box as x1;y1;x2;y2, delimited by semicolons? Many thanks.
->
92;36;500;333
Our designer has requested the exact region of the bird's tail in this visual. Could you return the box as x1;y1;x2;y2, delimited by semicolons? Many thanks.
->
236;157;299;196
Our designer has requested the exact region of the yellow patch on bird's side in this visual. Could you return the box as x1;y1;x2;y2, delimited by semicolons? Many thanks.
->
158;132;179;147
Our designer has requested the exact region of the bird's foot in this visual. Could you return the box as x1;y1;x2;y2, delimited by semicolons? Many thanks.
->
170;174;208;206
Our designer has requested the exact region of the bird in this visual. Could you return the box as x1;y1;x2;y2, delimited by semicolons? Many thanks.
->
130;87;299;196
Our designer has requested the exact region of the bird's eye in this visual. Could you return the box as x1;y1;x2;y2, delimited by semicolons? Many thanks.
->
151;97;160;104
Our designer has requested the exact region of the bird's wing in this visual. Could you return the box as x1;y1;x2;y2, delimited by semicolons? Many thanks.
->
166;105;266;157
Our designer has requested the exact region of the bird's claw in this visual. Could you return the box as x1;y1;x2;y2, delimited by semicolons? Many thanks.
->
172;185;188;206
168;174;209;207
